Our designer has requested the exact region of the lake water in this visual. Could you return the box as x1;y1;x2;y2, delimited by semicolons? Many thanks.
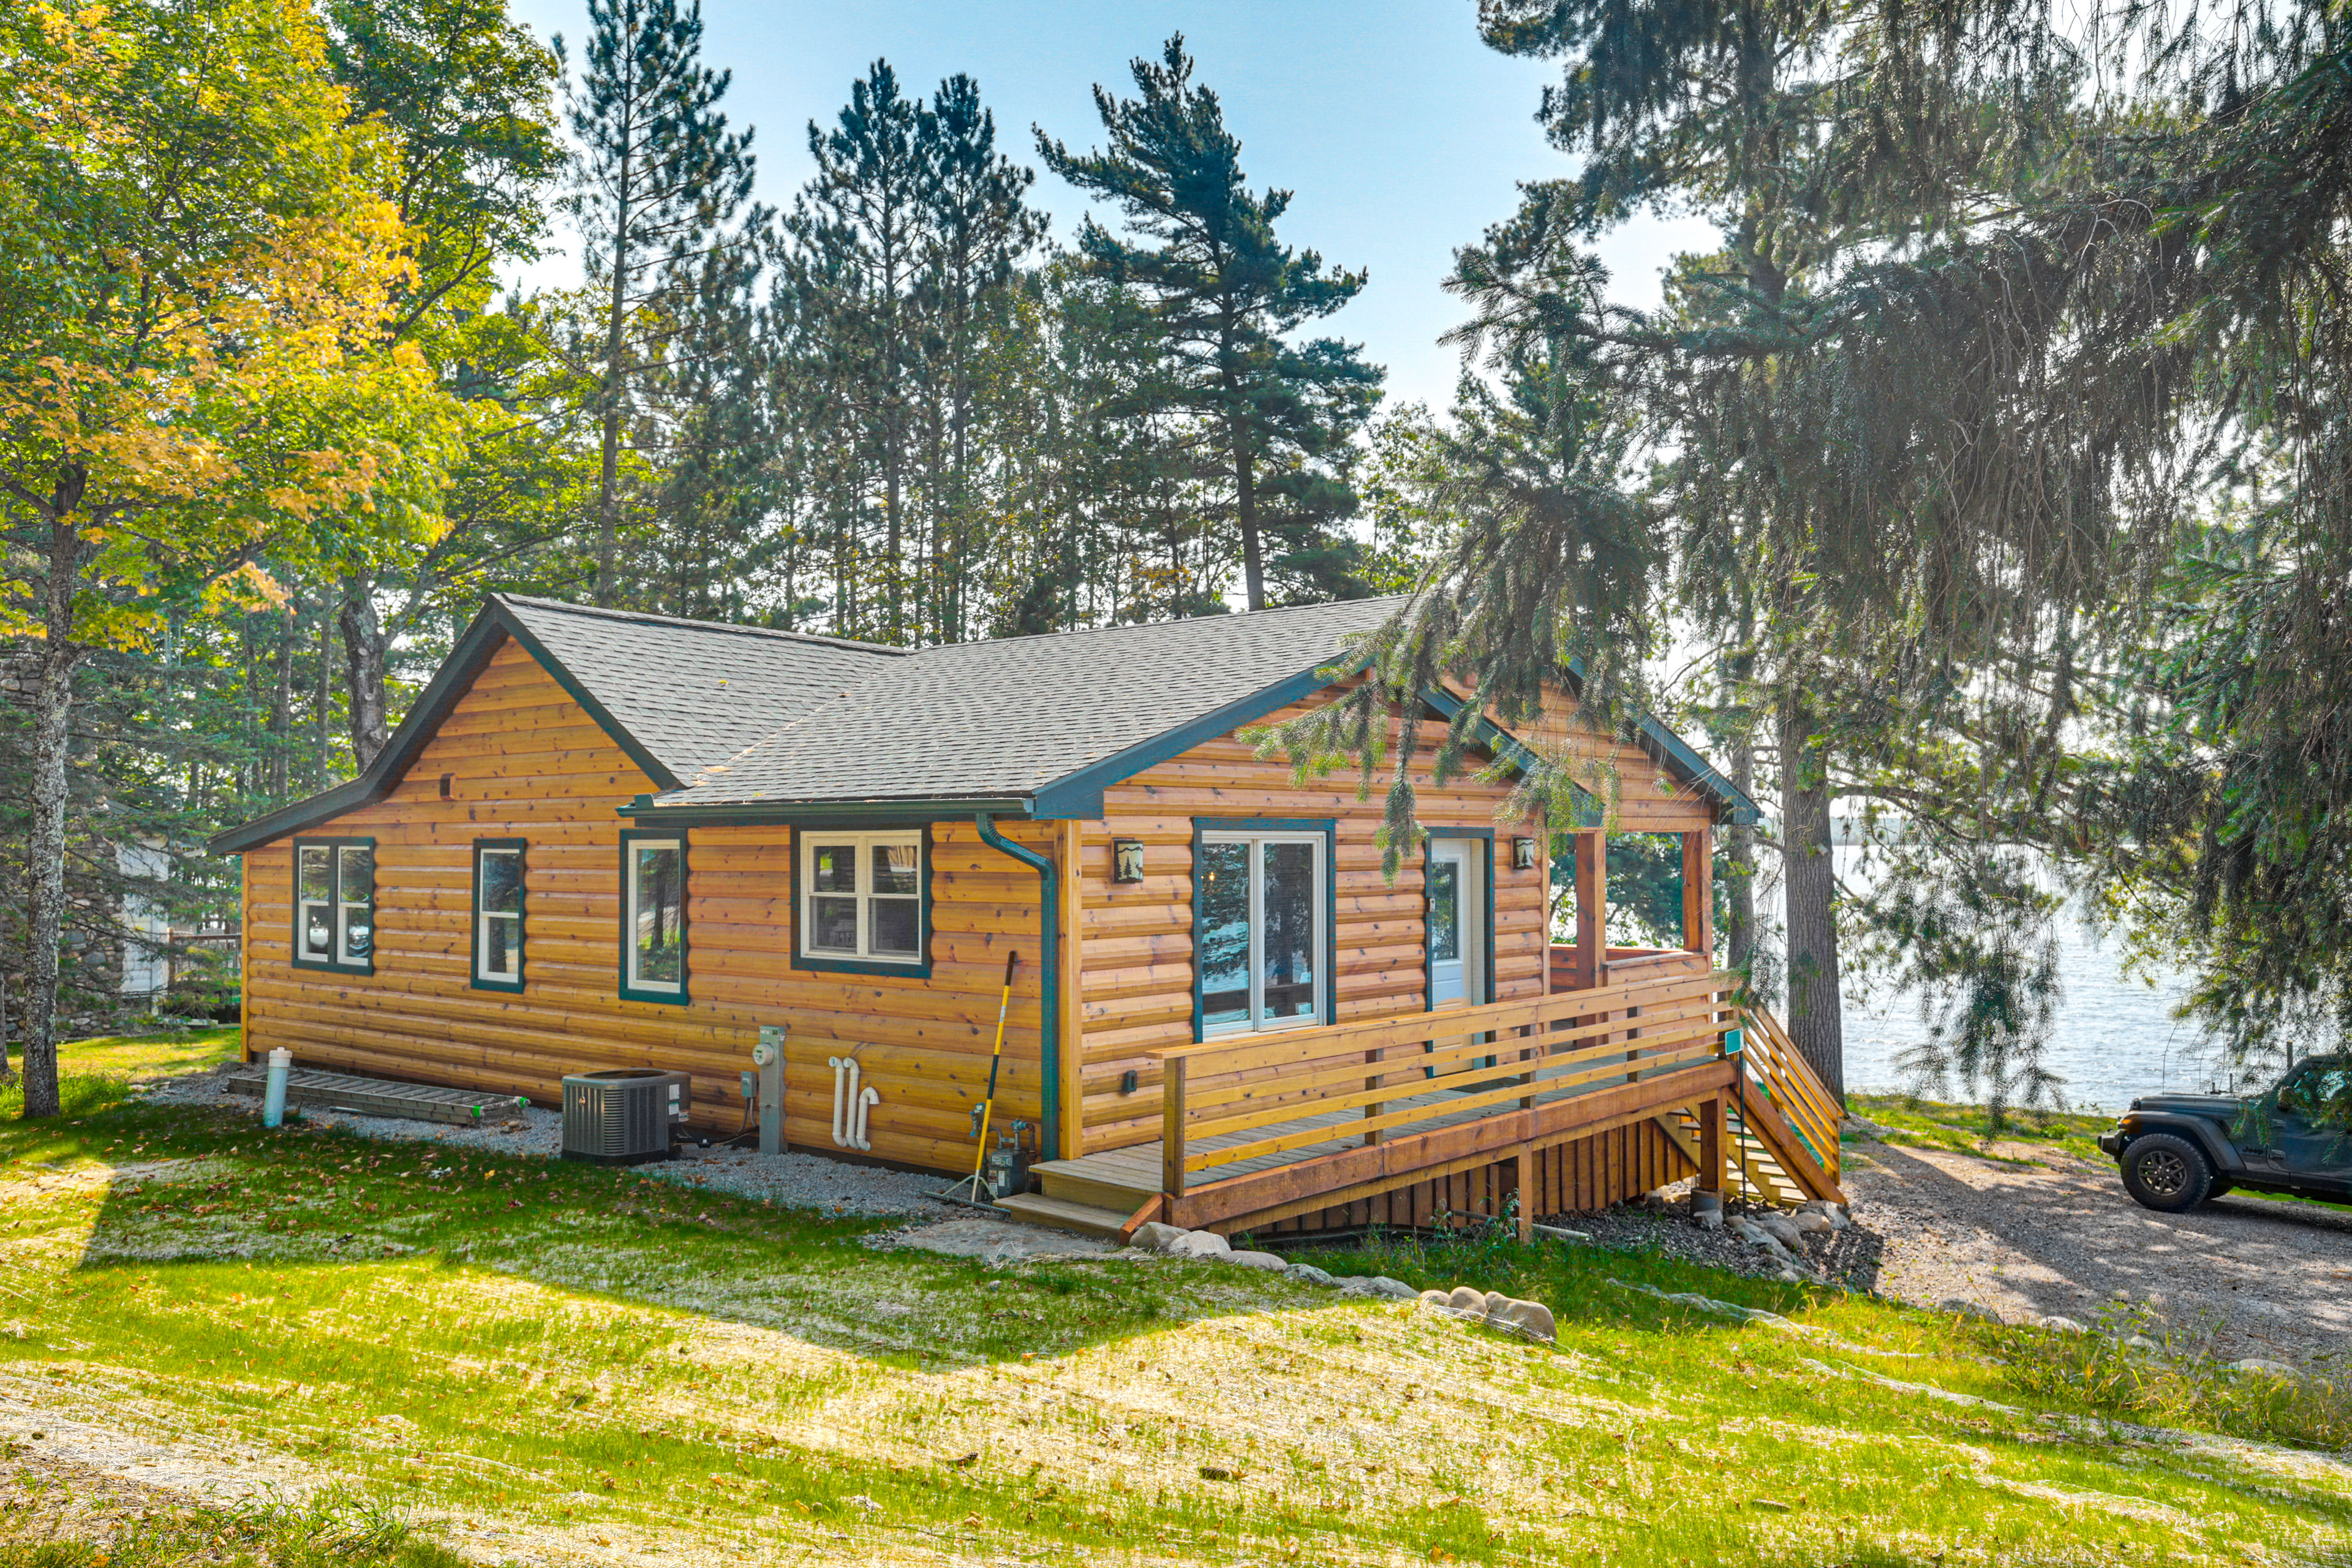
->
1833;848;2216;1114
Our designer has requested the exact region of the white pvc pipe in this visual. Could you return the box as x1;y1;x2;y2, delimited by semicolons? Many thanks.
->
261;1047;292;1128
854;1086;879;1152
837;1053;856;1152
843;1058;862;1146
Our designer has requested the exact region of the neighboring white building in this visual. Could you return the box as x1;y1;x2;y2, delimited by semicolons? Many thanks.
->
119;842;173;1000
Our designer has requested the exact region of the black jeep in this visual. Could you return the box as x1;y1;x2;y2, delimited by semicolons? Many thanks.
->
2099;1054;2352;1212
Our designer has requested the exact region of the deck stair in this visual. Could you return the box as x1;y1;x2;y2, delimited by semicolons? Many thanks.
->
225;1065;529;1127
993;1191;1131;1239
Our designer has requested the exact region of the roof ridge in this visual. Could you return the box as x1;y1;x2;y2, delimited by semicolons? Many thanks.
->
494;594;913;656
907;594;1409;656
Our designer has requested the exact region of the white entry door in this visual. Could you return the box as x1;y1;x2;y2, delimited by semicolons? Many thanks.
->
1428;838;1485;1008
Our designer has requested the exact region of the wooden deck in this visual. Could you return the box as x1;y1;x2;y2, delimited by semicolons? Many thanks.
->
1011;962;1845;1237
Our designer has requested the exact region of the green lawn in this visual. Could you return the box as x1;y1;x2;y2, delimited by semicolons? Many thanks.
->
1849;1093;2119;1163
1;1035;2346;1567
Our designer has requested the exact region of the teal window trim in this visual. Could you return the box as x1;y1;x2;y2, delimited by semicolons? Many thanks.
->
290;835;375;976
1189;816;1338;1044
790;824;935;979
617;827;690;1005
469;837;527;994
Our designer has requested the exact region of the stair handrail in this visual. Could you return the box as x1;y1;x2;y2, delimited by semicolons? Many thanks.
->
1733;1002;1844;1183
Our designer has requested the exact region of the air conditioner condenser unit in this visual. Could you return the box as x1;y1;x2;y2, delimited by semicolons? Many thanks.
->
561;1069;690;1165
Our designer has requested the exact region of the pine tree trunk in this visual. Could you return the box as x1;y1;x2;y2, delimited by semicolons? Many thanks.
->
21;511;85;1121
1779;692;1844;1101
269;601;296;799
1727;734;1757;973
338;573;391;771
314;614;331;789
594;123;635;609
1230;417;1265;612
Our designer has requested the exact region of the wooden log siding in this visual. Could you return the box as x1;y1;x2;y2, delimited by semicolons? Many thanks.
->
1067;684;1713;1156
240;637;1055;1175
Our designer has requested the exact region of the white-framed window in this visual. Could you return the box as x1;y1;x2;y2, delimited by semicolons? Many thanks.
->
473;840;524;989
800;831;924;966
294;839;374;972
1197;829;1327;1036
622;833;687;1000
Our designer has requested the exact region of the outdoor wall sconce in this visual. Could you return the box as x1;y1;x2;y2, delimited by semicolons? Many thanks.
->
1512;836;1538;871
1112;838;1145;883
1120;1069;1139;1096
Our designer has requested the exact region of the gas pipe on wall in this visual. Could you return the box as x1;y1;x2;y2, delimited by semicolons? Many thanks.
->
828;1054;878;1152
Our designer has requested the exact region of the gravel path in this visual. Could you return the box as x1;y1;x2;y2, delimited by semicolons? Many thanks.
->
141;1065;954;1218
1842;1132;2352;1366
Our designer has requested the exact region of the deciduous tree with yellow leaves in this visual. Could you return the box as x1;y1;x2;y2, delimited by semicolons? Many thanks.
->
0;0;461;1117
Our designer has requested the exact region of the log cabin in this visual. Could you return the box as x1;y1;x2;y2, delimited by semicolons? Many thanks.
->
211;594;1844;1237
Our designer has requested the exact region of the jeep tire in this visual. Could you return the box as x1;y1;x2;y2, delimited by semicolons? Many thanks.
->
2121;1133;2217;1213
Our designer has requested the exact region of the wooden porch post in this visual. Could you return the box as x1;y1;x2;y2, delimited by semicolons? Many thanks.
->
1698;1095;1726;1194
1161;1055;1188;1198
1681;826;1714;960
1515;1141;1536;1242
1570;830;1606;989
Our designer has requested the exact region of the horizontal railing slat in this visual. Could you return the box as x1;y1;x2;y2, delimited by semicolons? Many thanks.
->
1183;1018;1728;1144
1149;967;1732;1069
1187;1039;1725;1173
1179;995;1735;1114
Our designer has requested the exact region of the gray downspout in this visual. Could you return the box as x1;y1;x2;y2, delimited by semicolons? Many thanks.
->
974;812;1058;1163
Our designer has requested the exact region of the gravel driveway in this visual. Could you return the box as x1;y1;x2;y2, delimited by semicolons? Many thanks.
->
1843;1134;2352;1367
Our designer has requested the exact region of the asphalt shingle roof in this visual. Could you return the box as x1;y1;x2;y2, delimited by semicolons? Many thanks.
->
495;595;907;784
646;595;1403;807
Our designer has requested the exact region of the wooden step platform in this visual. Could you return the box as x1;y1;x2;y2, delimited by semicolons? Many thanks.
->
994;1191;1131;1240
225;1066;529;1128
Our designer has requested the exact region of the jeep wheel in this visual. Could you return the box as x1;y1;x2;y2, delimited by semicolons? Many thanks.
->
2121;1133;2217;1213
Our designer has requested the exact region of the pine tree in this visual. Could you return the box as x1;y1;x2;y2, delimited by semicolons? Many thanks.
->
920;74;1046;643
785;62;933;641
565;0;755;606
1038;35;1382;612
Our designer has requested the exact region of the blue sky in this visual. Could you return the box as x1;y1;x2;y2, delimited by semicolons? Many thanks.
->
503;0;1717;412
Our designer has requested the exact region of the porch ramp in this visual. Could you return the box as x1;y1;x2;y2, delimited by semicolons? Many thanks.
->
1005;970;1842;1239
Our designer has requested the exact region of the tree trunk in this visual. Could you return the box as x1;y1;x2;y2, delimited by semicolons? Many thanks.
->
1779;692;1844;1101
268;602;295;799
1231;420;1265;612
593;126;635;609
1727;734;1757;974
314;612;331;789
338;573;391;771
22;513;85;1120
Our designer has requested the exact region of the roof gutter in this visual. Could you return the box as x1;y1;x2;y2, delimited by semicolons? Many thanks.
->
973;811;1059;1165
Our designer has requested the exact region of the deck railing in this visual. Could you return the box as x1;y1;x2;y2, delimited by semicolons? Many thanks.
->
1735;1001;1844;1184
1150;968;1738;1197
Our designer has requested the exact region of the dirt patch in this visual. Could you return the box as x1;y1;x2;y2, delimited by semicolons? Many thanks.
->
0;1443;201;1545
1842;1136;2352;1365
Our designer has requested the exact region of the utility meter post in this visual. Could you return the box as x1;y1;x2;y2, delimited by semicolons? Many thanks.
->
755;1026;786;1155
